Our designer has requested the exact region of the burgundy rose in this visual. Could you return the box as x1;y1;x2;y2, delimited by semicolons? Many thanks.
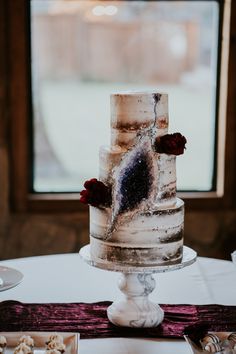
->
154;133;187;155
79;178;111;207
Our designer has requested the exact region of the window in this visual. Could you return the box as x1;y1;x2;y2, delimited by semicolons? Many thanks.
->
31;0;221;192
7;0;235;212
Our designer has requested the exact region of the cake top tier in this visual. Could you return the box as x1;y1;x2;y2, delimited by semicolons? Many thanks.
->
110;91;169;148
111;91;168;128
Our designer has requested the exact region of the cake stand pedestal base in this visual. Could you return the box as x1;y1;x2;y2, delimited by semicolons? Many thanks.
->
107;272;164;327
79;245;197;328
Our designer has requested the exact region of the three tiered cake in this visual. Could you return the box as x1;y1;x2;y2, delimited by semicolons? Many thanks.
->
80;92;187;267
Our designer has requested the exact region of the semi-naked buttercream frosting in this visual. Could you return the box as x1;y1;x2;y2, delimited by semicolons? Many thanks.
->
80;91;187;266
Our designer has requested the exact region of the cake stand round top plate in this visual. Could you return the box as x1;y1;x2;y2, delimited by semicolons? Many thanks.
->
79;245;197;273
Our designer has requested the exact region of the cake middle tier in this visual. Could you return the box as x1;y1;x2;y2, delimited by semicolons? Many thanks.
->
99;145;176;206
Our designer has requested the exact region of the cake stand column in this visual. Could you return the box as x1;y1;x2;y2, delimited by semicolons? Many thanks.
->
107;272;164;327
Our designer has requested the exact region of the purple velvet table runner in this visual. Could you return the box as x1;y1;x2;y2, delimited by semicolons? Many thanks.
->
1;301;236;339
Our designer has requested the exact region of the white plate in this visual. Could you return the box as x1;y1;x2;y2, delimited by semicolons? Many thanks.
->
0;265;24;291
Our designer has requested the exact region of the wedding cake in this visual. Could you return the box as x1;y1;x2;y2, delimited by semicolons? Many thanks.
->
80;92;187;266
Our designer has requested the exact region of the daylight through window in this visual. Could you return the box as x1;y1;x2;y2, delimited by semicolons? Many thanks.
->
31;0;220;192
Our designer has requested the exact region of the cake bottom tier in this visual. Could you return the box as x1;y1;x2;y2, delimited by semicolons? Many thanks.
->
89;198;184;266
90;236;183;266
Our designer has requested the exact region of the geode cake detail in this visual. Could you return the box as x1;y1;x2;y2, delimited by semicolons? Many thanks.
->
110;137;157;234
80;91;187;266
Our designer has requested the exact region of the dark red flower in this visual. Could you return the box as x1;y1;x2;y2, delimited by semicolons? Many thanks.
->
79;178;112;207
154;133;187;155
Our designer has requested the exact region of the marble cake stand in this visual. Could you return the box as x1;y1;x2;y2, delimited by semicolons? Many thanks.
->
79;245;197;328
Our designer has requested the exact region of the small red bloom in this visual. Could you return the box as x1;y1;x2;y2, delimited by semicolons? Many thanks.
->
79;178;112;207
154;133;187;155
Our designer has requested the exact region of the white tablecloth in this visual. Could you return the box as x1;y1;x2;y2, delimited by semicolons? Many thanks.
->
1;253;236;354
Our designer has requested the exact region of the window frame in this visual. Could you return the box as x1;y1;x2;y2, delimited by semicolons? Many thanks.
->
6;0;236;213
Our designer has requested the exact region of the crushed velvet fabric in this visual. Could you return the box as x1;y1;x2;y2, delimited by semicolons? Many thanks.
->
0;301;236;339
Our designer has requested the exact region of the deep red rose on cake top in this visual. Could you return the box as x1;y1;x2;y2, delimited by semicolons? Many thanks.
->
154;133;187;155
79;178;111;207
